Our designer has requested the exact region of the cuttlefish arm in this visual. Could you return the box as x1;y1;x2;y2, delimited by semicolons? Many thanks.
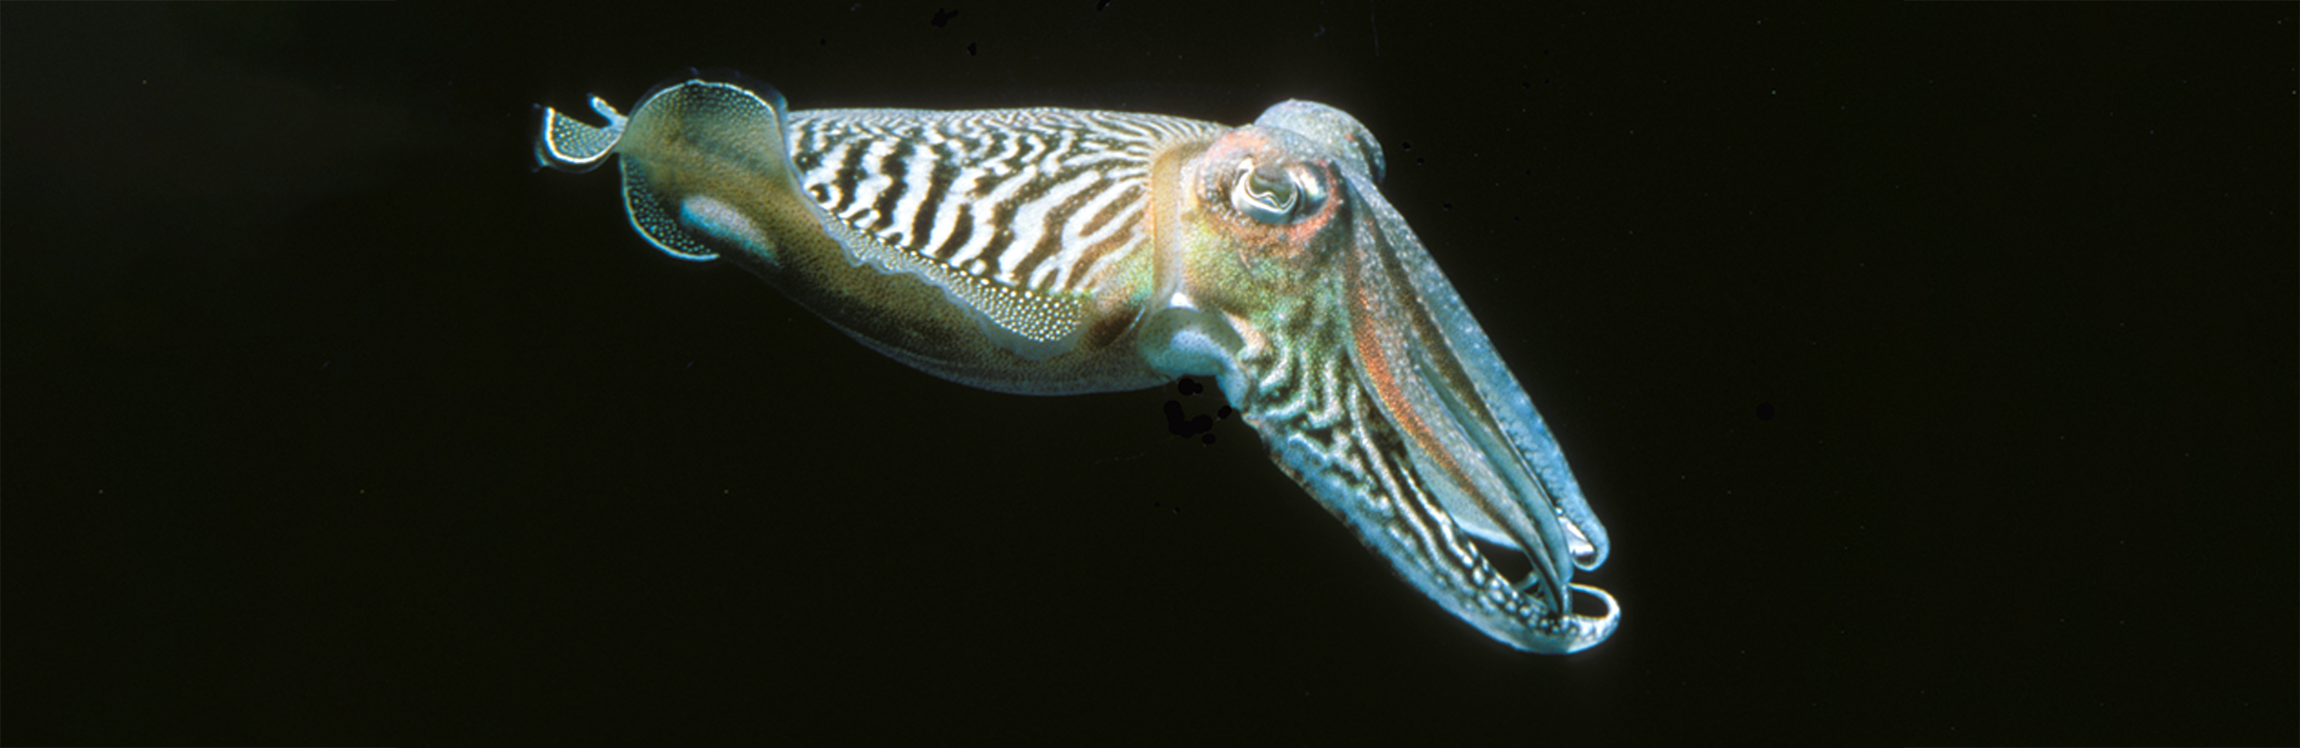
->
535;72;1617;653
1134;103;1615;653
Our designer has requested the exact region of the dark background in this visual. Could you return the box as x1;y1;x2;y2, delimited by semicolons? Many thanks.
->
4;2;2293;745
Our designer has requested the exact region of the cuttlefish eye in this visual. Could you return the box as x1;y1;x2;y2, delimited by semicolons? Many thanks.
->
1229;157;1326;225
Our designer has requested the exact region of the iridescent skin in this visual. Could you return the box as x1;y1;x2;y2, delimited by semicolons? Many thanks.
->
536;72;1617;653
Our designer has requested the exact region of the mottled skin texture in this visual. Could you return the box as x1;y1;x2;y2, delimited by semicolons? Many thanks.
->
537;72;1618;653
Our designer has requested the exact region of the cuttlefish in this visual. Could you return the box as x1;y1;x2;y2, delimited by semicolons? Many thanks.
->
536;72;1617;653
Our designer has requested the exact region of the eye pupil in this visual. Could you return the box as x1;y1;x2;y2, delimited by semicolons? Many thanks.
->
1230;158;1320;225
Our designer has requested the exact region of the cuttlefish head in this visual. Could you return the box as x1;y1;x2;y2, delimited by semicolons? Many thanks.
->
1139;101;1616;653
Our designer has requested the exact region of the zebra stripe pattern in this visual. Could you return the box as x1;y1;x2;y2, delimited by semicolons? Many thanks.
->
788;108;1224;297
1235;297;1557;628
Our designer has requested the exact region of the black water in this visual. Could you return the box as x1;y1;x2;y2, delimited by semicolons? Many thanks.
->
5;3;2293;744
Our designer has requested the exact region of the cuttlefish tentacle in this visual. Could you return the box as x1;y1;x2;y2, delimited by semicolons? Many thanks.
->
536;71;1618;653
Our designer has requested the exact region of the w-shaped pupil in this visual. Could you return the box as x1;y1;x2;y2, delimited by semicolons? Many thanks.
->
1233;159;1299;224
